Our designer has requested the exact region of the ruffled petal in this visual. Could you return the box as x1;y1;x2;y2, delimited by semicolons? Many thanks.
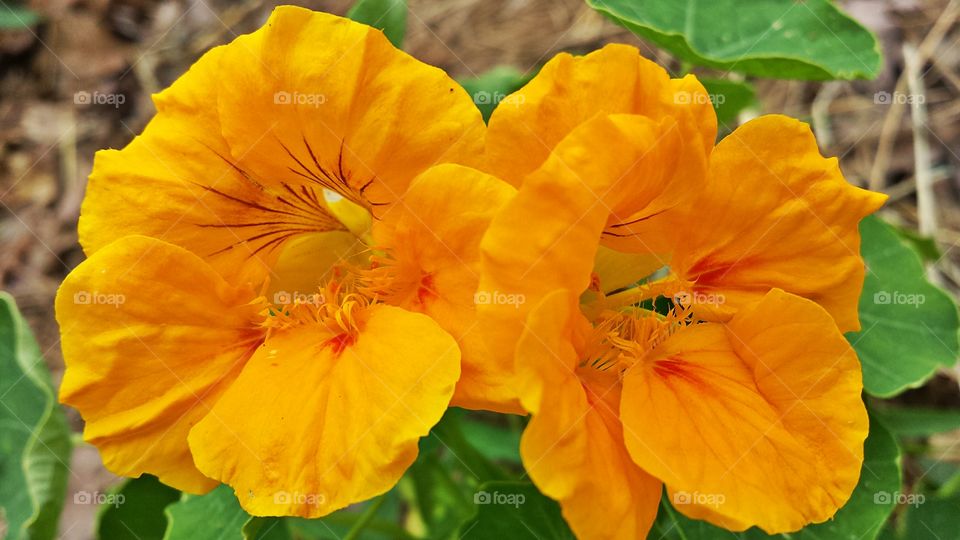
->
620;289;868;533
670;115;886;331
478;113;702;408
81;46;345;286
486;43;716;187
187;304;460;517
55;236;264;493
372;164;516;411
81;7;484;287
214;6;485;218
517;290;661;540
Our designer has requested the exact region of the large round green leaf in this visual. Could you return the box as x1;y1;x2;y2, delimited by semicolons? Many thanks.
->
849;216;960;397
586;0;882;80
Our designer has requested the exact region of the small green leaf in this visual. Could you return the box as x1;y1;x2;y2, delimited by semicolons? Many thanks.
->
898;493;960;539
651;416;902;540
793;417;901;540
461;414;522;463
283;488;410;540
0;4;40;30
458;480;574;539
0;292;73;540
698;78;756;126
893;225;941;262
587;0;882;80
346;0;407;48
432;408;511;483
848;216;960;397
871;406;960;437
96;475;181;540
162;485;254;540
459;66;535;122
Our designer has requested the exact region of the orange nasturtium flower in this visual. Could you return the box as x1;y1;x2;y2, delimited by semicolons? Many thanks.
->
55;7;515;517
475;45;888;537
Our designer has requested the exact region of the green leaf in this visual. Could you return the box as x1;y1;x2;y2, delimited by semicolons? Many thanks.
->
163;480;411;540
346;0;407;48
0;5;40;30
458;480;574;539
893;225;941;262
460;414;522;463
898;493;960;539
794;417;901;540
432;408;511;483
96;475;181;540
408;457;472;537
698;78;756;126
163;485;255;540
0;292;72;540
848;216;960;397
587;0;882;80
458;66;536;122
284;488;410;540
651;416;902;540
871;406;960;437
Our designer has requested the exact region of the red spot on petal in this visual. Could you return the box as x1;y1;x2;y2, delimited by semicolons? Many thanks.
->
417;274;437;305
324;333;355;355
653;357;701;386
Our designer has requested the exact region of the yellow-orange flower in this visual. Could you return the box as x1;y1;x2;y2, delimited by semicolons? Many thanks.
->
476;45;887;537
56;6;512;518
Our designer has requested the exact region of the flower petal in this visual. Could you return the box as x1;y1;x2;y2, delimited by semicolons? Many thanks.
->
267;230;367;302
592;246;663;294
478;113;701;408
517;290;661;540
55;236;264;493
214;6;485;217
620;289;868;533
80;45;345;286
187;304;460;517
373;164;516;412
671;115;887;331
486;43;716;187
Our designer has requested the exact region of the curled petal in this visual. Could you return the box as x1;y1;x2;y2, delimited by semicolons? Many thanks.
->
188;304;460;517
620;289;868;533
517;290;661;540
486;43;716;187
373;164;516;411
56;236;263;492
670;115;886;331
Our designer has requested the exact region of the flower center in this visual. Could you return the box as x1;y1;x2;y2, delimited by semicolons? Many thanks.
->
260;276;371;354
356;252;436;309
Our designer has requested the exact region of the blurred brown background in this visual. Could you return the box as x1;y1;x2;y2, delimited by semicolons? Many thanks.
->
2;0;959;537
